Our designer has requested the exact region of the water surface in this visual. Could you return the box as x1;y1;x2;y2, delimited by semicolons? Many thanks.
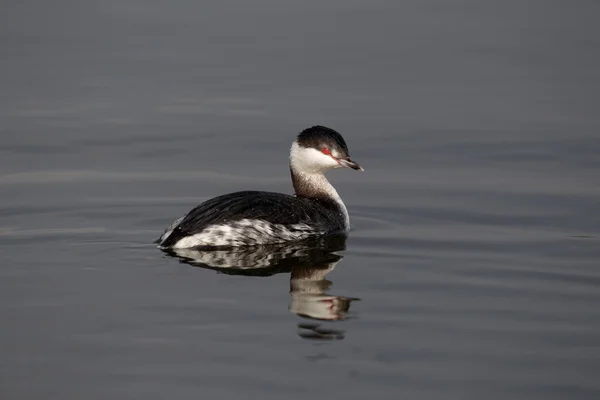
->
1;1;600;399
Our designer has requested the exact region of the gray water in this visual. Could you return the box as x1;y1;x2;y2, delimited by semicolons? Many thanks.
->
1;1;600;399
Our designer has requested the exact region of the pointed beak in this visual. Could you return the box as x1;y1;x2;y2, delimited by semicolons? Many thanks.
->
338;157;364;171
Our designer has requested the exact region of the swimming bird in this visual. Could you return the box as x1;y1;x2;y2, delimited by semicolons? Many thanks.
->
156;125;363;249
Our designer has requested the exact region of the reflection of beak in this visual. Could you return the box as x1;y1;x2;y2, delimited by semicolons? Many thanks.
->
338;157;364;171
289;293;351;321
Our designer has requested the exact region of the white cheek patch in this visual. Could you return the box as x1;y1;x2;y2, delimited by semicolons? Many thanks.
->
290;143;340;173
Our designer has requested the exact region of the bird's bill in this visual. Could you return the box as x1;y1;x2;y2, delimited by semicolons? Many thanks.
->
338;157;364;171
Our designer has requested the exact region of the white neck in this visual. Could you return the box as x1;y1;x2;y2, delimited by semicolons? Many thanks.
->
289;141;350;229
289;169;350;230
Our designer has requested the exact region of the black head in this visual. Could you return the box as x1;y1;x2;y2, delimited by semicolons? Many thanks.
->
296;126;350;157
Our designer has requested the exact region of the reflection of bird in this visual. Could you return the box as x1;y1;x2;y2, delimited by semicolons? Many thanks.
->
156;126;363;249
290;262;358;322
164;234;347;275
163;234;359;339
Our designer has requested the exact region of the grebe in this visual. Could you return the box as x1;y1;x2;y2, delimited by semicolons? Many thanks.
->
156;125;363;249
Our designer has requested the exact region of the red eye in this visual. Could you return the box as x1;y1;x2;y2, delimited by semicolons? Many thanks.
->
321;147;331;155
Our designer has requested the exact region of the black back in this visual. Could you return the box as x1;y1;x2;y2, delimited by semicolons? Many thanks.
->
159;191;347;248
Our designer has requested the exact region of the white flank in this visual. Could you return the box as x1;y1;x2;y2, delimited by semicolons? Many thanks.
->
171;219;319;249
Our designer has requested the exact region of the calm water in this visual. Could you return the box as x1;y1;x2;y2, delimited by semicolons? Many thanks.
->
1;1;600;399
